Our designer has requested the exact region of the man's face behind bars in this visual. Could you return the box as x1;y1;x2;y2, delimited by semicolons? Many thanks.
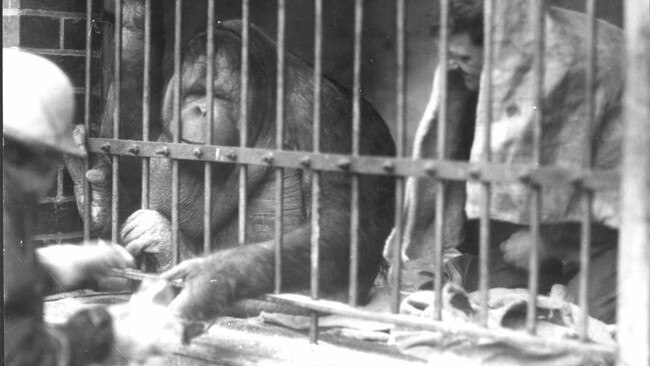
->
448;32;483;91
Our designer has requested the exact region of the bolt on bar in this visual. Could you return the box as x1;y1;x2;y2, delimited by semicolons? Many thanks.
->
433;0;450;321
577;0;597;342
204;0;216;256
112;0;122;243
349;0;363;308
141;0;152;212
618;0;650;364
478;0;495;328
171;0;183;265
310;0;323;344
526;0;546;335
274;0;286;294
390;0;407;314
83;0;93;241
239;0;250;246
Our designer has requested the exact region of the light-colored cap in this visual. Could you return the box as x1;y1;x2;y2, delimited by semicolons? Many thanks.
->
3;48;86;157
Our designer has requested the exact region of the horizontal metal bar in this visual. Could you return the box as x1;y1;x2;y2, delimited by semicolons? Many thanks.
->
265;293;617;357
38;196;77;204
13;48;102;58
2;8;90;18
88;138;618;190
33;231;84;243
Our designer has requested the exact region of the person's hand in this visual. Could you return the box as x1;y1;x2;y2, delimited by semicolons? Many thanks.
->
160;255;231;320
121;209;175;272
106;279;193;365
499;229;550;270
37;241;134;290
63;124;113;235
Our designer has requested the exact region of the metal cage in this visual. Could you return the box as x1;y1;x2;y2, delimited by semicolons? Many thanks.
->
70;0;650;364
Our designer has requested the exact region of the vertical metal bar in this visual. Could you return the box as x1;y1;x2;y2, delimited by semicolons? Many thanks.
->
390;0;406;314
310;0;323;345
56;167;64;201
526;0;546;335
112;0;122;243
171;0;182;265
348;0;363;308
578;0;597;342
83;0;93;241
274;0;286;294
59;18;65;50
478;0;494;328
142;0;151;210
136;0;152;275
618;0;650;364
433;0;450;322
238;0;250;246
204;0;215;256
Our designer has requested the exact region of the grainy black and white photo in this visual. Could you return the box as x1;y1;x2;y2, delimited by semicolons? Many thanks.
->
3;0;649;365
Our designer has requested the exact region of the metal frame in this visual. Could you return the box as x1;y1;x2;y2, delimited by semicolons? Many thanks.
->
81;0;650;363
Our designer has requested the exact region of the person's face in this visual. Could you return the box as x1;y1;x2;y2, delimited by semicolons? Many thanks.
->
447;32;483;91
4;139;62;199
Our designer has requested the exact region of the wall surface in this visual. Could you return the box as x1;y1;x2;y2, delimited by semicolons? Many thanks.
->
2;0;104;242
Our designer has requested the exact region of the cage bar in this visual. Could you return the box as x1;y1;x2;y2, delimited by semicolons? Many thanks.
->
310;0;323;344
578;0;597;341
348;0;363;308
141;0;152;211
83;0;93;241
171;0;182;265
274;0;286;294
390;0;406;314
618;0;650;364
526;0;546;335
87;139;619;190
238;0;250;246
204;0;216;256
478;0;495;327
433;0;450;321
111;0;122;243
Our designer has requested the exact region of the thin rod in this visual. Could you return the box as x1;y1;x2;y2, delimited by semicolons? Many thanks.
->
310;0;323;344
204;0;216;256
349;0;363;308
578;0;597;341
527;0;546;335
83;0;93;241
171;0;182;265
390;0;406;314
274;0;286;294
111;0;123;243
141;0;151;210
478;0;495;327
433;0;450;321
238;0;250;245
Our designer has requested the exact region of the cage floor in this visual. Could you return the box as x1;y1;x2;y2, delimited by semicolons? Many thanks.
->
44;291;422;365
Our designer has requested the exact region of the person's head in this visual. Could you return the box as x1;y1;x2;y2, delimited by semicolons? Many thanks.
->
431;0;484;91
3;49;85;199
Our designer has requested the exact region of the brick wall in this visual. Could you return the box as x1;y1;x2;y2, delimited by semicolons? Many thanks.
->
3;0;104;244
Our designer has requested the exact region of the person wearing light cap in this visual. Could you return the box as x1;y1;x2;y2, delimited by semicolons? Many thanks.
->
3;49;134;366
